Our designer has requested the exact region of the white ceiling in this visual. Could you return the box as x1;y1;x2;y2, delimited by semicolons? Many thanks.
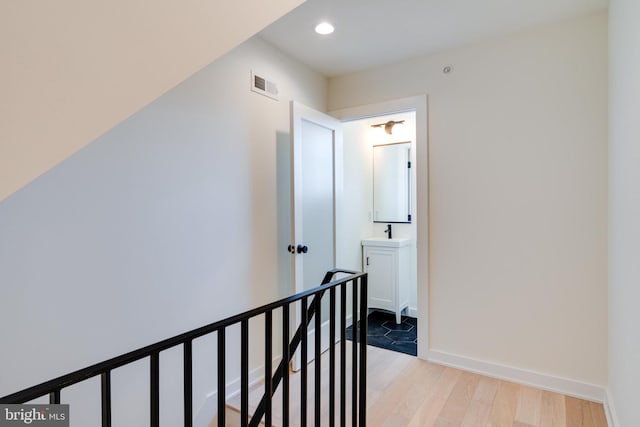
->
259;0;608;77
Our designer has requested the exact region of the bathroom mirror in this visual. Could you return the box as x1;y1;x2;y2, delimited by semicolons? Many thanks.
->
372;142;411;223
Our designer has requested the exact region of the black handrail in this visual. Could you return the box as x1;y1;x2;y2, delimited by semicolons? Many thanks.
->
1;268;368;427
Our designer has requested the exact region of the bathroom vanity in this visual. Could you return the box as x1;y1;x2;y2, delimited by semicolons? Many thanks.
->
361;237;411;324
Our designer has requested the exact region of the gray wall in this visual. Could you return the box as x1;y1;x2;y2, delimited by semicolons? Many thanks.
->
608;0;640;425
0;36;326;426
329;12;608;388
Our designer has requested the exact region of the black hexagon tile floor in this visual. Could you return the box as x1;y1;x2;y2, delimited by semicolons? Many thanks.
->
345;310;417;356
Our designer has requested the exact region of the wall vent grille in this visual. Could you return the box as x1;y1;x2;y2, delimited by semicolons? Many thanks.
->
251;71;279;100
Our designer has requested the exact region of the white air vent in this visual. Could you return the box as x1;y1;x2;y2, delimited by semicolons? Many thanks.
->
251;71;279;100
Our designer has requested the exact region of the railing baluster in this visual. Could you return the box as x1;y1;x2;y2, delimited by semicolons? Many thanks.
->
358;277;368;427
241;320;249;427
351;281;358;427
282;305;290;427
329;287;336;427
249;292;323;427
301;296;308;427
218;328;226;427
49;389;60;404
340;283;347;427
151;352;160;427
265;311;273;427
184;340;193;427
101;372;111;427
314;295;321;427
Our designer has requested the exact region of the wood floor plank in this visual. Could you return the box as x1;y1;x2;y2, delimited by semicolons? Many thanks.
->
368;345;415;393
437;371;481;424
408;367;461;427
380;412;411;427
565;396;586;427
473;376;500;405
589;401;608;427
395;362;446;421
580;399;596;427
432;367;464;399
460;400;492;427
514;385;542;426
539;390;567;427
486;380;520;427
433;418;457;427
407;396;448;427
367;360;428;425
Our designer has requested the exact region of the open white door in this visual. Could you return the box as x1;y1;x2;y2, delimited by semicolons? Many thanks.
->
290;101;343;370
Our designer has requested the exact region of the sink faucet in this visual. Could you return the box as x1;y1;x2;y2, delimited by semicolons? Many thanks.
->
385;224;392;239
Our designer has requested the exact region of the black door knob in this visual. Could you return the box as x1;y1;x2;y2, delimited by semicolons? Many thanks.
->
296;244;308;254
287;245;296;254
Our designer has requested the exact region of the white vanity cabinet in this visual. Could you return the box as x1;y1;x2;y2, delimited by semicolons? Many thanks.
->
361;238;411;324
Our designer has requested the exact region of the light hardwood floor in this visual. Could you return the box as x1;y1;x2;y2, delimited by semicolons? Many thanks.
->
223;343;608;427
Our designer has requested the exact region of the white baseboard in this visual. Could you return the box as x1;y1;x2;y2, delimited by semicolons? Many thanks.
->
603;387;619;427
406;307;418;318
194;391;217;427
426;349;606;404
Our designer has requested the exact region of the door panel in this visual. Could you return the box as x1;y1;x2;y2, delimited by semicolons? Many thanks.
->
300;119;335;293
290;101;342;370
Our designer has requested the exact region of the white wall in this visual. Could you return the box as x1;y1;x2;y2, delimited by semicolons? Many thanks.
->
0;36;326;426
330;12;608;388
341;112;418;313
608;0;640;425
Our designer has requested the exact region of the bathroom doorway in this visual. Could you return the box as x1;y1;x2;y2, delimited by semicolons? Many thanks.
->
331;95;429;359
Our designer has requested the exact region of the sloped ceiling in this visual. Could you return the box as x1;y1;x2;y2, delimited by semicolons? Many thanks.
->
0;0;304;201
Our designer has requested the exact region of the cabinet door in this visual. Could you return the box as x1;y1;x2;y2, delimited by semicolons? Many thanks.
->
364;247;396;311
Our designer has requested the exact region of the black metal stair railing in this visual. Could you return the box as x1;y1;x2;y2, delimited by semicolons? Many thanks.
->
0;268;368;427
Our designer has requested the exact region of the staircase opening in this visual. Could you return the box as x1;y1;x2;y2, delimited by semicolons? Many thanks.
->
0;269;368;427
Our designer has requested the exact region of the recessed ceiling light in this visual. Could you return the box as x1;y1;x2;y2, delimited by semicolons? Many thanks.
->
315;22;334;35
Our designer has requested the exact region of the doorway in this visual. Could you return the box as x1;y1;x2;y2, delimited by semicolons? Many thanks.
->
331;95;429;360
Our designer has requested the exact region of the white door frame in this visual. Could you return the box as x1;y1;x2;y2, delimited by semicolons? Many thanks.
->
330;95;429;360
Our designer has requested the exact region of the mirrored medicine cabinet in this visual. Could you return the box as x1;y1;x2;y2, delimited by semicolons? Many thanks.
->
372;142;411;223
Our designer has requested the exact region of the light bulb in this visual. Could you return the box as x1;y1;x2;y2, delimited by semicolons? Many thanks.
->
315;22;334;35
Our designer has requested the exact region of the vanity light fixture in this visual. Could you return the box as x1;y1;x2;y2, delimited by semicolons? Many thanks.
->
371;120;405;135
315;22;334;35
